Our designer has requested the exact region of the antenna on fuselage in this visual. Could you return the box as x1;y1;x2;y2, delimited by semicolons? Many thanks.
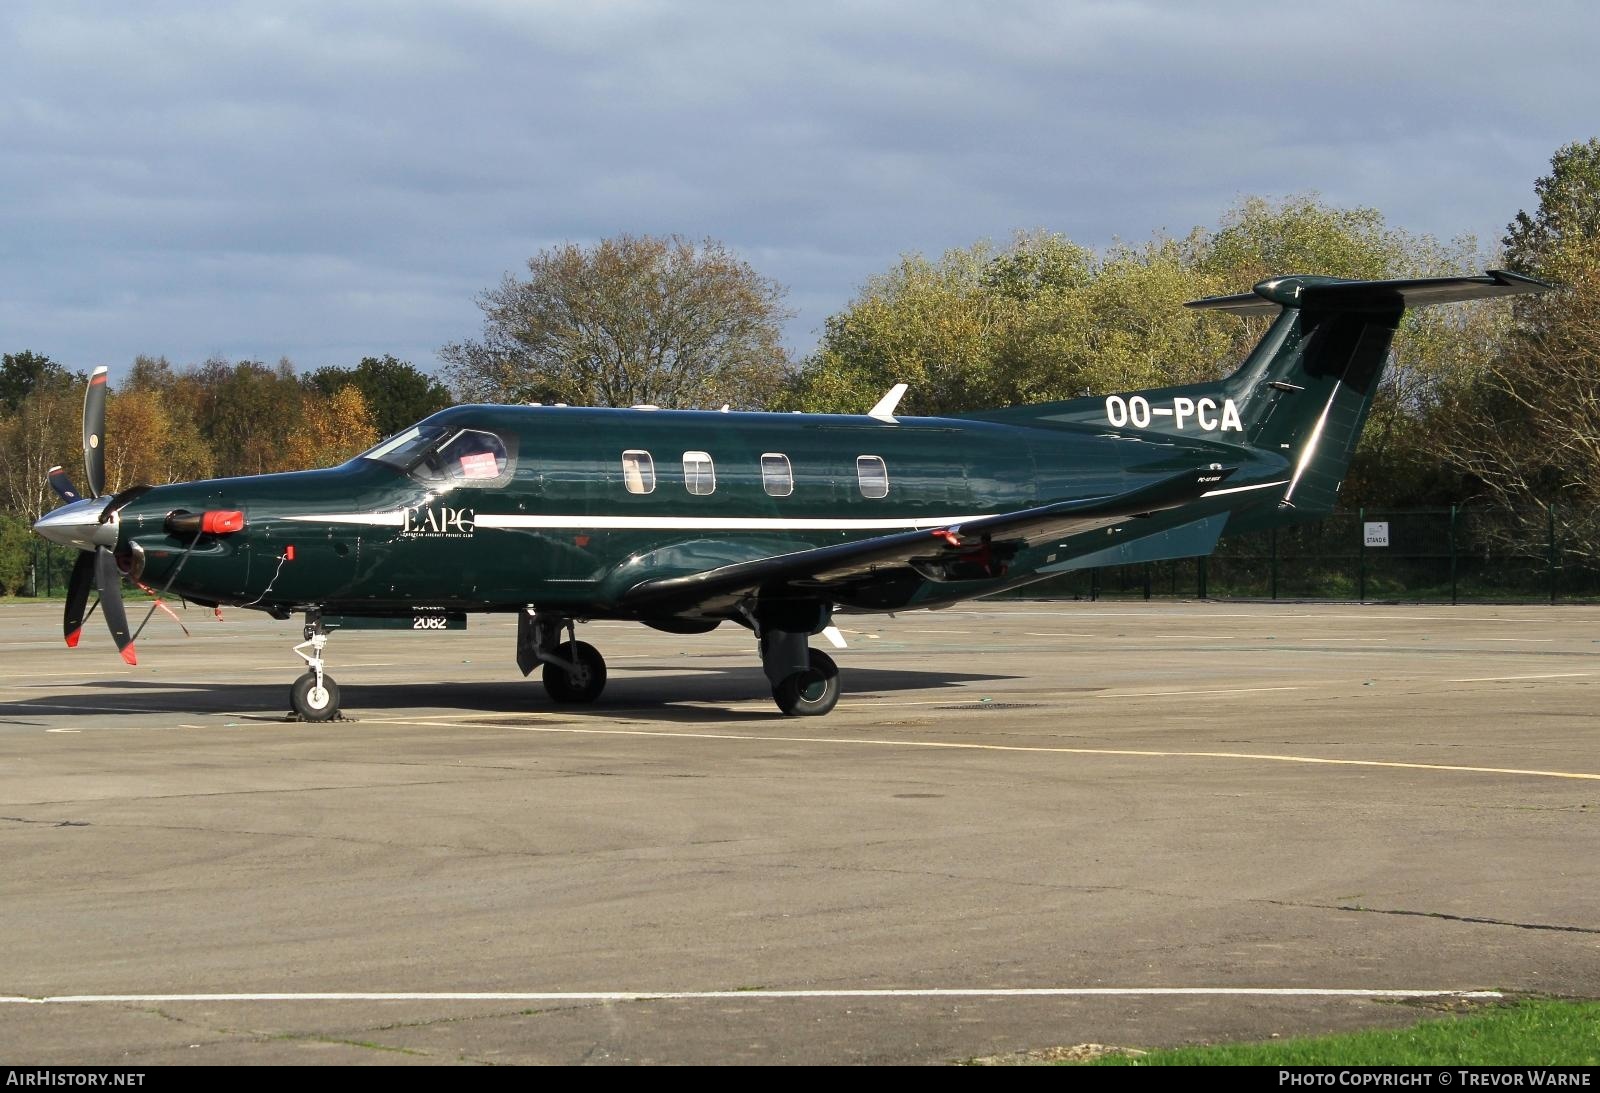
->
868;383;908;423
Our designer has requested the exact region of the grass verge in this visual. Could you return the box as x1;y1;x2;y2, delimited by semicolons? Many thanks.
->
1090;999;1600;1066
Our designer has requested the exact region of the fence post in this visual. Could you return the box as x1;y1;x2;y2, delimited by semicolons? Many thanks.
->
1549;503;1558;605
1197;556;1208;599
1270;526;1279;601
1449;504;1458;606
1143;562;1151;601
1358;507;1366;604
1089;567;1099;603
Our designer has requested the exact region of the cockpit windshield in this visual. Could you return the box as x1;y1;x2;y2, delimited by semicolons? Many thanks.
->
360;425;512;483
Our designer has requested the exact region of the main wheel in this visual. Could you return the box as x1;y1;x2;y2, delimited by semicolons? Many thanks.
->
291;671;340;722
542;640;607;703
772;648;840;716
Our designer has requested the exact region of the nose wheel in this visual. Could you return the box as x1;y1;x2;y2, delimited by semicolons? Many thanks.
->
291;671;341;721
289;611;342;722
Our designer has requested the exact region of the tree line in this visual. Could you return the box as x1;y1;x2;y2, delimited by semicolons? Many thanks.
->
2;139;1597;594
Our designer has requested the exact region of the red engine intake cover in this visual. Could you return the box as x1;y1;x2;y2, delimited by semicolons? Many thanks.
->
201;510;245;534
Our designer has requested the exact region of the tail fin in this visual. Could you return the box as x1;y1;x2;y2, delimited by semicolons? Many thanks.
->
963;270;1551;515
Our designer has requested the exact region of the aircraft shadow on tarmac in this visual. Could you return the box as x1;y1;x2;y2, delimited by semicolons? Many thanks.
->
9;665;1017;725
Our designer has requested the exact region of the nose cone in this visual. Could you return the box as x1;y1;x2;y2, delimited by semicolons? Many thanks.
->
33;498;118;552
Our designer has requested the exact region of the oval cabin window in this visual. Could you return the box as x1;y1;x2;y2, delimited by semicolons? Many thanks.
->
761;453;793;497
622;450;655;494
856;455;889;498
683;451;716;496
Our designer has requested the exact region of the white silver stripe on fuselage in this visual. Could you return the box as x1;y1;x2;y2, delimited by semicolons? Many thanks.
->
286;512;990;531
281;483;1282;534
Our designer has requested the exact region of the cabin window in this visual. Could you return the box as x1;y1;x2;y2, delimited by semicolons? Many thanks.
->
856;455;889;498
683;451;716;496
622;450;655;494
760;453;793;497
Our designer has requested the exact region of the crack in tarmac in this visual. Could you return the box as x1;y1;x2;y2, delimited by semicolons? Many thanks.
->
0;815;89;827
1333;904;1600;936
1257;899;1600;935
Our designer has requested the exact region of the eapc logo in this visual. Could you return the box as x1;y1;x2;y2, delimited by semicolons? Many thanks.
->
402;505;475;538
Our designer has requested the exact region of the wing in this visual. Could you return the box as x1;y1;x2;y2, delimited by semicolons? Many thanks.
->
618;465;1232;616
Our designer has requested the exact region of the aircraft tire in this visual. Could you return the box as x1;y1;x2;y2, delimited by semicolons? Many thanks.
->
543;640;607;703
773;648;839;716
291;671;340;722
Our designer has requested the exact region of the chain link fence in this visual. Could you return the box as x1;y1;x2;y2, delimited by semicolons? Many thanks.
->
8;506;1595;605
11;537;84;598
999;505;1598;604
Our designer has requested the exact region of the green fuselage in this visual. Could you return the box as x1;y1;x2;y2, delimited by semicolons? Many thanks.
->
117;402;1289;620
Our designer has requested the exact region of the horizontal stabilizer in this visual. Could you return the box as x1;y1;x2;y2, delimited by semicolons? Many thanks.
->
1186;269;1552;316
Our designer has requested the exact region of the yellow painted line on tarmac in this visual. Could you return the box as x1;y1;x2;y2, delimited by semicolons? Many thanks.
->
354;718;1600;782
1447;672;1596;683
1;701;162;715
0;987;1505;1005
1094;686;1302;699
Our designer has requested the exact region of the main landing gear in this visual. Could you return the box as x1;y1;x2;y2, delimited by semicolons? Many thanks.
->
517;610;608;704
514;605;842;716
290;611;341;721
755;603;841;717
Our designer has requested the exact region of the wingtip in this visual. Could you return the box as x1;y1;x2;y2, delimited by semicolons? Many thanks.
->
1487;268;1556;292
65;628;81;648
120;644;137;666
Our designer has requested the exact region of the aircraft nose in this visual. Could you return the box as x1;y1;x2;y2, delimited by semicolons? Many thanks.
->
33;498;119;552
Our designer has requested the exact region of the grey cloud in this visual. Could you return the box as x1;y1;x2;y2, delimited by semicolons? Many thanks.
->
2;1;1597;378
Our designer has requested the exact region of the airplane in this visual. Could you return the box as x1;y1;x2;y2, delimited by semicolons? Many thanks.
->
31;269;1549;721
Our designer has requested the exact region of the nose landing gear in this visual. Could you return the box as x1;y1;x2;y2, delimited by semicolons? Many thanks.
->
289;611;341;721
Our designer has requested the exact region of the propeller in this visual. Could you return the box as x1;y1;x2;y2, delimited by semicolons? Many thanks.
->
39;367;139;664
39;372;234;659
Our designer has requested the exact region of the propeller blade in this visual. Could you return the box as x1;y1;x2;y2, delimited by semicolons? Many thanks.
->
94;548;136;665
83;366;108;498
48;466;82;504
63;552;95;648
100;483;155;522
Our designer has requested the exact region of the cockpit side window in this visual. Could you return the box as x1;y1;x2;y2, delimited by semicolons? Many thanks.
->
360;425;514;484
433;429;509;481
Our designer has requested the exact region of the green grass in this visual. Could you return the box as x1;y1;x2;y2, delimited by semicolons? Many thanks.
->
1091;999;1600;1066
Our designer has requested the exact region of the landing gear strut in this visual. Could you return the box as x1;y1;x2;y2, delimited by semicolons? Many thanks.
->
290;610;341;721
754;601;841;717
517;610;607;704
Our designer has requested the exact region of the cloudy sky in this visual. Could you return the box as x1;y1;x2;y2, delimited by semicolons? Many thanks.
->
3;1;1597;380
